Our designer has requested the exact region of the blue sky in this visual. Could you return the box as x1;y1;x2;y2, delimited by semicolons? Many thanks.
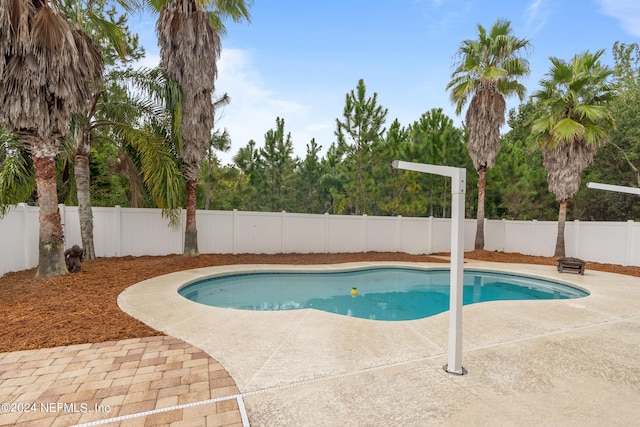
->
130;0;640;164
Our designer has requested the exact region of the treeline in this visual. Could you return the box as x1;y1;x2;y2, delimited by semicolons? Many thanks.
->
196;40;640;222
206;102;476;218
3;45;640;223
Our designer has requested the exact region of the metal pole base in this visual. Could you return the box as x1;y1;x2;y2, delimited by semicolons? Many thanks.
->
443;365;467;376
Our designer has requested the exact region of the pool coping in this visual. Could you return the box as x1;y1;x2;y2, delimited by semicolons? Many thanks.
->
118;260;640;426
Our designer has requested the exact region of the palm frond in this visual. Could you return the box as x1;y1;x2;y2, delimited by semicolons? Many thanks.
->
115;124;183;225
553;118;585;145
482;66;508;80
114;0;143;14
108;67;183;153
0;130;34;216
447;18;531;119
582;122;611;146
532;49;618;151
572;104;610;122
86;13;128;60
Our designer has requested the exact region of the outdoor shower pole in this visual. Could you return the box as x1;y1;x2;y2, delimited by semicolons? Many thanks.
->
587;182;640;195
391;160;467;375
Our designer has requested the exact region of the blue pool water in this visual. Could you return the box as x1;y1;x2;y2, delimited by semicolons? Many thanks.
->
179;268;589;321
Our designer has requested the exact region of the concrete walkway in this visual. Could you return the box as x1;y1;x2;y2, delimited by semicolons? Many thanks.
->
118;261;640;426
0;336;245;426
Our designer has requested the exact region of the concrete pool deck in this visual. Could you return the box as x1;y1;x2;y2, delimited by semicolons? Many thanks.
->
117;260;640;426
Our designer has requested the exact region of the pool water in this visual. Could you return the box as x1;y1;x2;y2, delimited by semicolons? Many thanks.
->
179;268;588;321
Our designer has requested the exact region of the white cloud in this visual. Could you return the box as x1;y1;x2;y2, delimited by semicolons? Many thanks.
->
524;0;549;35
596;0;640;37
215;48;326;163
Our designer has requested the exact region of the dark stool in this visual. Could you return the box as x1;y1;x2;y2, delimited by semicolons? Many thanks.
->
556;257;586;275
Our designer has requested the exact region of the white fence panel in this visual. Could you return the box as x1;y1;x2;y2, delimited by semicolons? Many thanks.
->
234;211;283;254
502;220;558;256
4;204;640;276
629;221;640;266
399;217;430;254
366;216;400;252
564;222;579;259
326;215;365;253
572;221;629;265
24;206;40;270
60;206;82;249
283;213;326;253
430;218;452;253
464;219;476;252
503;220;535;254
533;222;559;256
1;205;31;276
120;208;182;256
92;207;120;257
484;220;505;252
197;210;234;254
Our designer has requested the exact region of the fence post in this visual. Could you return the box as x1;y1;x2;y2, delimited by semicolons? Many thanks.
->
397;215;403;252
114;205;122;257
428;216;434;254
532;220;538;255
232;209;238;255
324;212;329;254
573;220;580;259
281;211;286;254
362;214;368;252
625;220;634;266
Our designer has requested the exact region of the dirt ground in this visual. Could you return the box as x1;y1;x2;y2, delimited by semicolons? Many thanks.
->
1;250;639;353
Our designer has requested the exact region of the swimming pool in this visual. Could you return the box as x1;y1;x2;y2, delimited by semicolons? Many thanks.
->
179;267;589;321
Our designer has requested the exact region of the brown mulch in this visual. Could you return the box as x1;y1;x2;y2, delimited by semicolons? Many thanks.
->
1;251;639;353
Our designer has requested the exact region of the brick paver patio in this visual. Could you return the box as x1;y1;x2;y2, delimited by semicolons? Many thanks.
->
0;336;245;426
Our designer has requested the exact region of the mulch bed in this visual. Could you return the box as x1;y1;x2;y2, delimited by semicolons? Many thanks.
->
1;251;639;353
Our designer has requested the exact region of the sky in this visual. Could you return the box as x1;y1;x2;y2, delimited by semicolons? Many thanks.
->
129;0;640;165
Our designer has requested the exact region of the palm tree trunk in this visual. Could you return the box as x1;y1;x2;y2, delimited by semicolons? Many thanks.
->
75;151;95;260
555;199;568;257
74;131;96;260
184;179;199;256
32;152;67;277
475;166;486;250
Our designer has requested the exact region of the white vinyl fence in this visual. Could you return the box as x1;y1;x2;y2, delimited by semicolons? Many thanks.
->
2;204;640;276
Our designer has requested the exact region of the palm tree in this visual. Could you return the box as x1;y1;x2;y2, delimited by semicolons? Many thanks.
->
68;67;184;259
531;50;617;257
0;1;103;277
58;0;142;261
149;0;251;256
447;19;531;249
